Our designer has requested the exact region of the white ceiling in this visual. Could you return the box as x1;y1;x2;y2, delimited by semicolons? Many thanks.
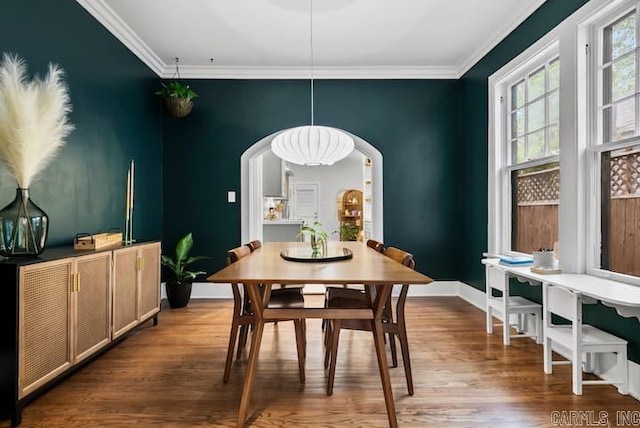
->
76;0;546;79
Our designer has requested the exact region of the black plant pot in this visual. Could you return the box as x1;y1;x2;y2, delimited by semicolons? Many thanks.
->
165;281;193;308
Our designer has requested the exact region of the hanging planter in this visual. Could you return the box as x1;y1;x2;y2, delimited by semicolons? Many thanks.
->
155;81;198;118
163;95;194;118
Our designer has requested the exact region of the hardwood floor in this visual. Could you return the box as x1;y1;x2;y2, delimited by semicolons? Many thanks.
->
7;295;638;427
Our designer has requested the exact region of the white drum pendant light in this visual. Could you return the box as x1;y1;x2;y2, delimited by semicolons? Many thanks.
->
270;0;354;166
272;126;354;166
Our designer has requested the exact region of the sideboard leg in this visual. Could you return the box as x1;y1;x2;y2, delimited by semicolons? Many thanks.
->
11;401;23;427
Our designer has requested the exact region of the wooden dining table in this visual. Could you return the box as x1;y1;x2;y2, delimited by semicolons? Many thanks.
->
206;241;434;427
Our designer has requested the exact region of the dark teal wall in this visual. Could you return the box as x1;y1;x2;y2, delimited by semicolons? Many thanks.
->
0;0;163;247
162;79;460;278
460;0;640;363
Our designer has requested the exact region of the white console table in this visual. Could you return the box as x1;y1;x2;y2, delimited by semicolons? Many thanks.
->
481;258;640;320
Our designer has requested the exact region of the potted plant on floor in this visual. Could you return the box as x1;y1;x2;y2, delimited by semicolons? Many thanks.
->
155;81;198;118
161;232;208;308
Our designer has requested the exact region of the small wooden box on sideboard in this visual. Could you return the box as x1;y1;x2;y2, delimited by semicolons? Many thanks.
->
0;241;161;427
73;231;123;251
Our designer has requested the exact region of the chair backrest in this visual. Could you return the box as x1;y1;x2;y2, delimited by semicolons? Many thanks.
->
486;265;507;294
246;239;262;252
366;239;384;253
544;283;579;322
228;245;251;264
227;245;253;312
384;246;415;269
382;246;415;323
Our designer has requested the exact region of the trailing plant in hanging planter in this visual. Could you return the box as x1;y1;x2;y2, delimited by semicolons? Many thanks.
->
155;81;197;118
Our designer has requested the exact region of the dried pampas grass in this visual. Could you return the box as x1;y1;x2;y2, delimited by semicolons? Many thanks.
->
0;53;74;188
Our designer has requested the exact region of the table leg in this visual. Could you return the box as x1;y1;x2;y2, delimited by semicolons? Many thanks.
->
371;286;398;428
223;315;239;383
236;283;265;428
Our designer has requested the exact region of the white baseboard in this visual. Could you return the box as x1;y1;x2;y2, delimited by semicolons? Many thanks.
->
161;280;464;300
160;282;232;299
456;282;487;310
163;280;639;401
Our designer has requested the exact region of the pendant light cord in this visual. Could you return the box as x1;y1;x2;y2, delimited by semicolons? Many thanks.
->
310;0;314;126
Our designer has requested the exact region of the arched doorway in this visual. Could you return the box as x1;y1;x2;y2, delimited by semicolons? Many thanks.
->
240;130;383;244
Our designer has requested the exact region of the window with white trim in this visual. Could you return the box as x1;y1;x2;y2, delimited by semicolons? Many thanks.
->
590;3;640;280
489;0;638;277
509;57;560;254
492;46;560;255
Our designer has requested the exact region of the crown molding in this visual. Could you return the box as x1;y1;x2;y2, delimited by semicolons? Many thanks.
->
74;0;457;80
162;65;458;80
455;0;547;78
75;0;165;76
77;0;542;80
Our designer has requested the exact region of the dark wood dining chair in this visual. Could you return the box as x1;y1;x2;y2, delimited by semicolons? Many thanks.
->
320;239;385;333
240;239;304;340
246;239;262;251
237;239;263;348
324;246;416;396
366;238;384;252
223;245;306;384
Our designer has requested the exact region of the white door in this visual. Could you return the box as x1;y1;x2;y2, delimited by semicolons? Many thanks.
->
292;183;319;237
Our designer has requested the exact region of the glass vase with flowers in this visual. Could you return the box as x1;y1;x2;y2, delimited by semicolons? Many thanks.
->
297;221;328;257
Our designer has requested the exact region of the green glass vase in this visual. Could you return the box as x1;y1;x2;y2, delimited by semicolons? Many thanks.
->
0;188;49;257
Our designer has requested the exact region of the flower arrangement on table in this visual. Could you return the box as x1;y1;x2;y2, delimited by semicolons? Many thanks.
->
297;221;327;257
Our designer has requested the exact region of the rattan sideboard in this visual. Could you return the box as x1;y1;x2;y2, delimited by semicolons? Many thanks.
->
0;241;161;426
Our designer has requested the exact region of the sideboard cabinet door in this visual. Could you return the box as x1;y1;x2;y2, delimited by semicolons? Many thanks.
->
74;252;112;363
19;259;73;399
112;247;139;339
138;242;161;323
112;243;161;338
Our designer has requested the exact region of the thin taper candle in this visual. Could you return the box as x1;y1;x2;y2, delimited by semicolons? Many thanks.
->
130;159;134;211
126;169;131;220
